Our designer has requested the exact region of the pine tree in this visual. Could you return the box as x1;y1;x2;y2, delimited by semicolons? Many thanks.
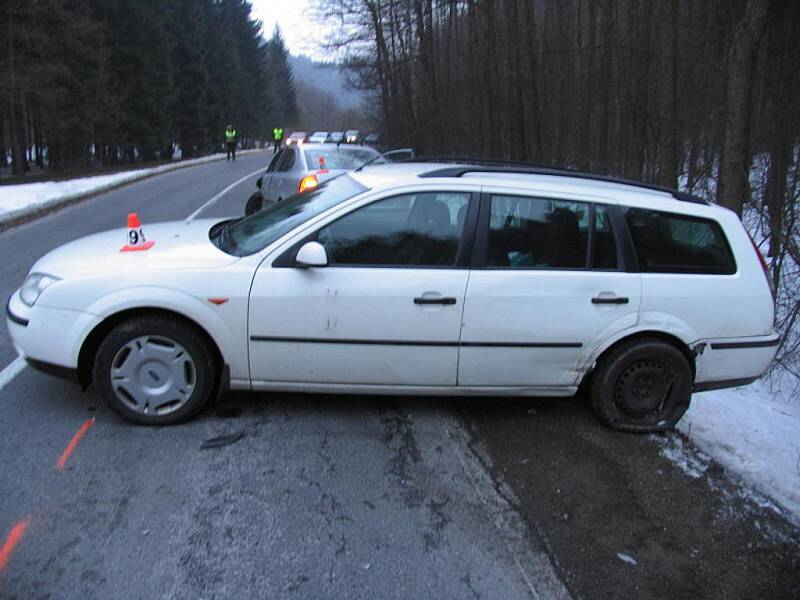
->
264;27;299;130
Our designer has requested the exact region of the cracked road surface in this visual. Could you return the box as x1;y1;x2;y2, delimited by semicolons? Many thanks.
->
0;375;568;599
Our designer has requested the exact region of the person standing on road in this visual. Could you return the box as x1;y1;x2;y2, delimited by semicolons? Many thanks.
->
272;127;283;152
225;124;238;161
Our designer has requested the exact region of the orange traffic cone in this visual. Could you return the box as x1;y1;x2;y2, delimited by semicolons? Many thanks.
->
120;212;155;252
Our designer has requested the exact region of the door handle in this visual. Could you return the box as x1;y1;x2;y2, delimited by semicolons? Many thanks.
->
414;297;457;305
591;296;629;304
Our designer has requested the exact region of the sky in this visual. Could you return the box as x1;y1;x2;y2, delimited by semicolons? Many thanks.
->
249;0;333;61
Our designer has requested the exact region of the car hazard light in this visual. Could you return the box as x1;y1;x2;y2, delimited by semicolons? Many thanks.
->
298;175;319;193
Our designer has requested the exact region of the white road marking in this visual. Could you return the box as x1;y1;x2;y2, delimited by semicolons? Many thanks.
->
184;168;265;223
0;355;27;393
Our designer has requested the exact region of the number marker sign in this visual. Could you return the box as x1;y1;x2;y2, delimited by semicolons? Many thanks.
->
120;213;155;252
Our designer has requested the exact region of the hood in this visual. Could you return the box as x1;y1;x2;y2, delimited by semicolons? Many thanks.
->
30;218;238;278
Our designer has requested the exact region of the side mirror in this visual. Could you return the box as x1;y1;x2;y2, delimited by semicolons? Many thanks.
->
295;241;328;268
256;176;263;189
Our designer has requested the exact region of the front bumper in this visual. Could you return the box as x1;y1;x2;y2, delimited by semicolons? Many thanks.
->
6;291;101;371
25;357;80;382
6;296;28;327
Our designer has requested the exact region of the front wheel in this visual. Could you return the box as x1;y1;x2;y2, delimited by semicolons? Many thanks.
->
93;316;217;425
590;338;692;433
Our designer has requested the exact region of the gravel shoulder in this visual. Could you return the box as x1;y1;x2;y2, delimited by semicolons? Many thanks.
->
461;392;800;600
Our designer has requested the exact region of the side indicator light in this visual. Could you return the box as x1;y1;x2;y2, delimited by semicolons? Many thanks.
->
208;298;229;305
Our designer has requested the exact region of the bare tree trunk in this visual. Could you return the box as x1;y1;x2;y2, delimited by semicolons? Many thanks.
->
657;0;680;188
7;5;27;176
717;0;769;215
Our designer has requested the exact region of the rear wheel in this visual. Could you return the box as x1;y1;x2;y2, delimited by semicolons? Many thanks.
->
245;191;264;216
93;316;217;425
590;338;692;433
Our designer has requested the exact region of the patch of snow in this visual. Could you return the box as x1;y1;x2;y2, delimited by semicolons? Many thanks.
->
0;150;264;225
616;553;637;565
653;434;710;479
669;377;800;525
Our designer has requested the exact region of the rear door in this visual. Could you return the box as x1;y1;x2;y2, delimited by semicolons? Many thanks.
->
458;190;641;388
261;149;284;200
266;147;300;201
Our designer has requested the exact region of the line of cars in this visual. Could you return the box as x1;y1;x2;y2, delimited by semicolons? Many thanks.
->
286;130;380;146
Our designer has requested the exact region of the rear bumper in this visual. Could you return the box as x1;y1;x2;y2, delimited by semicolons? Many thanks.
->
693;332;779;391
693;376;759;393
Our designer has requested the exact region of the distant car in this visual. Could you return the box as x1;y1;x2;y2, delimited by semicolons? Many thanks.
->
309;131;329;144
327;132;345;144
286;131;307;145
245;143;383;215
345;130;359;144
362;133;380;146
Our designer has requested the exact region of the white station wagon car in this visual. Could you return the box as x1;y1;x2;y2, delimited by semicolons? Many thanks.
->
6;163;779;431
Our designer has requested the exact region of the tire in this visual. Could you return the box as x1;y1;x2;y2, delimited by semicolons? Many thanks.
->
93;315;217;425
244;191;264;216
590;338;692;433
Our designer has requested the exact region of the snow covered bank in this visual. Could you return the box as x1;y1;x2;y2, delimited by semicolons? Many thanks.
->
0;149;265;227
661;378;800;525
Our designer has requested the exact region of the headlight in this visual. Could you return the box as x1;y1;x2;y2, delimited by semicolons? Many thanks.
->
20;273;60;306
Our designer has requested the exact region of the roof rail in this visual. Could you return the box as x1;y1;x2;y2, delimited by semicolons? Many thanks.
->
416;163;708;205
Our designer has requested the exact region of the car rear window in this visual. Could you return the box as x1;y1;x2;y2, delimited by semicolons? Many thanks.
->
624;208;736;274
304;147;381;170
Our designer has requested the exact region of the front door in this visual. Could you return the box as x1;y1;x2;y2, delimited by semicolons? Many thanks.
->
459;192;641;388
248;190;475;386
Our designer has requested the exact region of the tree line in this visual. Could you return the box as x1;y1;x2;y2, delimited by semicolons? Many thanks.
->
0;0;299;175
321;0;799;377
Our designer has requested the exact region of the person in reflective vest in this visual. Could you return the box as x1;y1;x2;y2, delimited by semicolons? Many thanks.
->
225;125;238;161
272;127;283;153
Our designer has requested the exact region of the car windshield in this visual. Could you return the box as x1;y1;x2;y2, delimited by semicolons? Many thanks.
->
213;175;368;256
304;147;384;170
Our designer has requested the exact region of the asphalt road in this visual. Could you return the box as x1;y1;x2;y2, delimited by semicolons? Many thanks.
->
0;153;798;599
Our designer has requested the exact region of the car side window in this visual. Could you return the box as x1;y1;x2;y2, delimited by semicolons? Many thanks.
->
266;150;284;173
277;148;296;172
486;195;590;268
625;208;736;274
317;192;471;267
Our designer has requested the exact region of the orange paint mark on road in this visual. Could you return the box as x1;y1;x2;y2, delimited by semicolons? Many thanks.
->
0;519;30;572
56;418;95;470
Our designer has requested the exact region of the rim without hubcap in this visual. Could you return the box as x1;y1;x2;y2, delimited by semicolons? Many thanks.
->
110;335;196;416
614;360;676;419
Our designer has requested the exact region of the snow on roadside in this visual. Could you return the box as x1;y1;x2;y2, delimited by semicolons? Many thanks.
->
660;377;800;526
0;150;264;224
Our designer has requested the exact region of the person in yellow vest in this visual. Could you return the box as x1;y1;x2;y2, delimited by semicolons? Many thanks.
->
272;127;283;153
224;124;238;161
